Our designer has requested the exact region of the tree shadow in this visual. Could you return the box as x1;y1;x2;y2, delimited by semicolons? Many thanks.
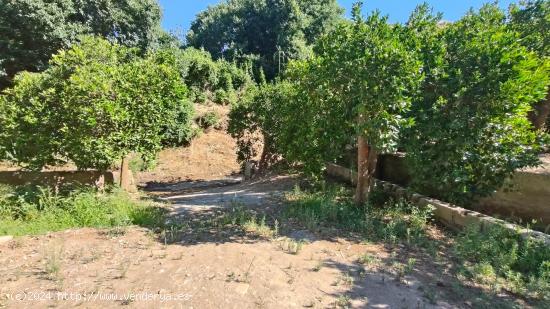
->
313;236;533;309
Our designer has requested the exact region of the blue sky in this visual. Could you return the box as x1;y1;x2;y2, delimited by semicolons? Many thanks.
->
159;0;518;34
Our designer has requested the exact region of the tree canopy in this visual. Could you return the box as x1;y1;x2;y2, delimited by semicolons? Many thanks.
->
0;0;163;89
509;0;550;130
230;2;549;205
0;37;194;171
186;0;344;79
404;4;549;204
230;3;424;204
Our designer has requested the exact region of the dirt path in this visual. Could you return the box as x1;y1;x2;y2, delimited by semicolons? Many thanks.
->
152;176;295;215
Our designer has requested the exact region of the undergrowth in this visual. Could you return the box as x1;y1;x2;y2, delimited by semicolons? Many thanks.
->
455;224;550;301
0;184;166;236
284;185;434;245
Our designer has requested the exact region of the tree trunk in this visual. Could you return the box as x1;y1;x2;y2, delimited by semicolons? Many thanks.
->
119;155;131;191
354;134;379;206
529;92;550;131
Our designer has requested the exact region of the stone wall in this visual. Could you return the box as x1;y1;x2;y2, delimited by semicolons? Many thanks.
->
325;163;550;245
374;154;550;231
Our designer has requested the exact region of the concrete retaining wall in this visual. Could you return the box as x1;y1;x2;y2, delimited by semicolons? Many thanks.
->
325;163;550;246
0;171;115;190
375;154;550;230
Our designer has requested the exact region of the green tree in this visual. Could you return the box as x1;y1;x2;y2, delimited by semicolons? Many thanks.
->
228;81;299;169
404;4;549;204
229;3;423;205
186;0;343;79
0;0;163;89
304;3;423;204
0;37;193;171
508;0;550;130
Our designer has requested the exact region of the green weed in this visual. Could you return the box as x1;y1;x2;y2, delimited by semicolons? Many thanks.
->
454;224;550;300
0;185;166;236
283;185;433;245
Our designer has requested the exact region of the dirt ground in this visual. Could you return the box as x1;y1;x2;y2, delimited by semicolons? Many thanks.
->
136;130;242;186
0;226;445;309
0;176;531;309
0;127;537;308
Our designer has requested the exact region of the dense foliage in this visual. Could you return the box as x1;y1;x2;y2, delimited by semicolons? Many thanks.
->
229;2;549;205
186;0;344;79
404;4;549;204
509;0;550;130
0;0;163;89
230;4;422;191
0;37;194;171
154;47;254;105
229;81;299;168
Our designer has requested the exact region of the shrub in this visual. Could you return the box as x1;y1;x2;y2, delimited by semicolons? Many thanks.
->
193;90;208;104
197;111;221;129
161;101;197;147
0;36;194;170
129;155;157;173
403;4;549;204
153;47;254;103
0;185;166;236
213;89;226;105
228;82;301;168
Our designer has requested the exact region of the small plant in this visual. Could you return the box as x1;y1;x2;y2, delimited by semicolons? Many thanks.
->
392;258;417;281
421;287;438;305
197;111;221;129
334;294;351;308
213;89;237;105
338;273;354;287
470;262;497;286
44;244;64;281
243;215;276;238
405;258;417;274
213;89;227;105
312;261;324;272
194;91;207;104
225;257;256;283
357;253;381;268
280;238;305;255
